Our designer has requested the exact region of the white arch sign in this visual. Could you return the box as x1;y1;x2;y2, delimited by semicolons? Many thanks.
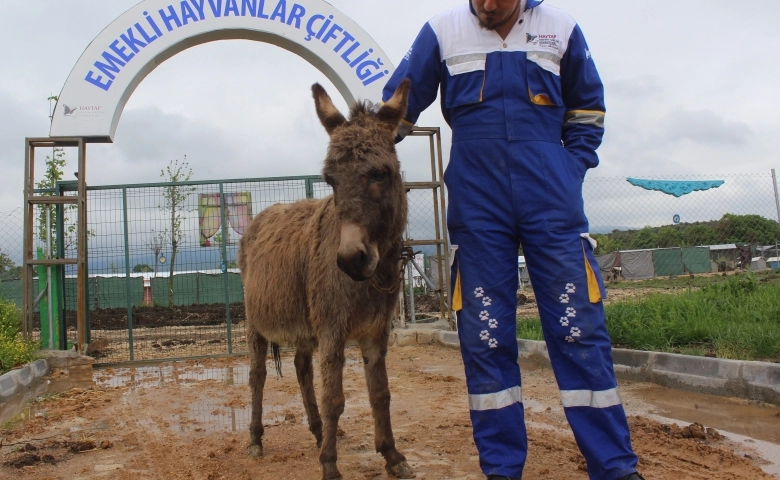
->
50;0;394;141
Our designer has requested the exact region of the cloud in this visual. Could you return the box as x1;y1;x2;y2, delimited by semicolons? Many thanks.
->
661;107;753;146
0;91;53;212
606;76;665;101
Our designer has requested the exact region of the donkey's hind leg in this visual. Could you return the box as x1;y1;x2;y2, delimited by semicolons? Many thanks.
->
359;335;415;478
295;348;323;447
247;328;269;457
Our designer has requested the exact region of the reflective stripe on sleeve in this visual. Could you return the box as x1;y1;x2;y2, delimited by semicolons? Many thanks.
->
560;388;622;408
468;385;522;411
565;110;605;128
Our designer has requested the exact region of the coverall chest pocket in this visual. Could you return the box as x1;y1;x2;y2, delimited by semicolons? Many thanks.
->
444;54;486;108
526;51;563;106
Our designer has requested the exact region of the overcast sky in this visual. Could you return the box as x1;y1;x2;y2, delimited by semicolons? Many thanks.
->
1;0;779;217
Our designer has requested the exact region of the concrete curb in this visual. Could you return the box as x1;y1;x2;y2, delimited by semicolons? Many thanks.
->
0;359;49;403
437;331;780;406
0;350;96;406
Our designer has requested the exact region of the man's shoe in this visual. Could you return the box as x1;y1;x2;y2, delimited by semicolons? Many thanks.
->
487;476;520;480
617;474;645;480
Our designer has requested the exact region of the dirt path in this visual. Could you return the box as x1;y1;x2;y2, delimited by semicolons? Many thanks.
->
1;344;775;479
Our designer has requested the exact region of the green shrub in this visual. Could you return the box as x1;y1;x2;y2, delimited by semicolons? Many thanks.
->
0;298;39;374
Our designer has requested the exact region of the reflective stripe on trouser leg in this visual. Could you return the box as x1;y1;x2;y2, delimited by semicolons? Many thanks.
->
445;138;526;478
452;228;526;479
521;230;638;480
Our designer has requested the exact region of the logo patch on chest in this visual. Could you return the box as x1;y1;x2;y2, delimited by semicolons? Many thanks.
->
526;33;560;50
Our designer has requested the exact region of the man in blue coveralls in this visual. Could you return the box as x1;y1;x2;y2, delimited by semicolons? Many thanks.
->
381;1;644;479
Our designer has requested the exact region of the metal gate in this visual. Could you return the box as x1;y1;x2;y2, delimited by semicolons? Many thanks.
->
22;128;449;365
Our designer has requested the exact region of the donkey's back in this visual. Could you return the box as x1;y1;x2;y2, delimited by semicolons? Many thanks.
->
238;198;328;346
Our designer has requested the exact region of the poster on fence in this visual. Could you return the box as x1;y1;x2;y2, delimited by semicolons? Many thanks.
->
199;193;252;247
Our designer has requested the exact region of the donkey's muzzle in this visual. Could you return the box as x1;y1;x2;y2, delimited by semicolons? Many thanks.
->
337;223;379;281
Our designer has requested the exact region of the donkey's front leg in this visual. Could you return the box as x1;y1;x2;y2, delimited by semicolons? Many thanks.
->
360;336;415;478
318;341;346;480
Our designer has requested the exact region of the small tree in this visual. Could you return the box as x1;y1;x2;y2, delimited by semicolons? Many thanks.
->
133;264;154;273
656;226;684;248
147;229;167;278
631;227;658;250
159;158;195;307
0;249;22;280
591;234;624;255
35;147;70;253
684;224;717;247
36;97;94;255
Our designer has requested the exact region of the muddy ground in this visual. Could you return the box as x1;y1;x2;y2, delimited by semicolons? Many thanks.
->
2;344;777;479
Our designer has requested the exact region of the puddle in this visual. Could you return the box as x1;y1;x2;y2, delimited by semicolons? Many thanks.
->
630;385;780;444
629;385;780;478
94;363;250;389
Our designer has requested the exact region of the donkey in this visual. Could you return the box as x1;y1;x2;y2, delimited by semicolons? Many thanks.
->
237;79;414;480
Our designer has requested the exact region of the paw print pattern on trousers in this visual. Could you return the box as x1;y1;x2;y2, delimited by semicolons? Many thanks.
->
480;310;490;321
474;287;484;298
561;287;578;342
480;330;490;341
488;338;498;348
488;319;498;329
482;296;492;306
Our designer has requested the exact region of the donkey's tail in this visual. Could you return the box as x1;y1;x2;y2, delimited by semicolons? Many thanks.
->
271;343;282;378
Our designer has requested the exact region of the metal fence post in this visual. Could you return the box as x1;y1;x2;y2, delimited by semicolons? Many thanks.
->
772;169;780;225
122;188;135;360
305;177;315;199
219;183;233;353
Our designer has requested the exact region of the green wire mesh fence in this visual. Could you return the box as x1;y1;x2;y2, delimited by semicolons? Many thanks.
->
2;171;779;364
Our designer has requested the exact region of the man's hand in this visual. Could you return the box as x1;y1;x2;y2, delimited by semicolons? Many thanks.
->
365;99;413;143
364;99;383;115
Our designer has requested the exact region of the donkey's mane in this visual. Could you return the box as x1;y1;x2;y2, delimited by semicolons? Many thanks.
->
348;100;371;121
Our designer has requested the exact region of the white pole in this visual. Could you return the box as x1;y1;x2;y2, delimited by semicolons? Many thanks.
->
772;169;780;225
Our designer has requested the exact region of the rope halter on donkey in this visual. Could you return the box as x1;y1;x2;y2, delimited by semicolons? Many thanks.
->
369;245;417;294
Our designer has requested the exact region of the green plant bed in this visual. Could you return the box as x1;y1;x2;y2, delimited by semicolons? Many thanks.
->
516;273;780;362
0;297;39;375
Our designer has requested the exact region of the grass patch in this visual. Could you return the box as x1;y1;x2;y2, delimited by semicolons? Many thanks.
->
0;297;39;375
517;272;780;362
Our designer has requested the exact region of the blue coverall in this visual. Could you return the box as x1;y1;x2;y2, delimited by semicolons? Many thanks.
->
382;2;639;479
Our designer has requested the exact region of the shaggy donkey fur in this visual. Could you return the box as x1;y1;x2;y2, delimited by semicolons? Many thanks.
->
238;79;414;480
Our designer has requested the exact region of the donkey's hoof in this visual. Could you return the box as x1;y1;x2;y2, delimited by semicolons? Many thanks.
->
386;460;415;478
247;444;263;457
322;462;343;480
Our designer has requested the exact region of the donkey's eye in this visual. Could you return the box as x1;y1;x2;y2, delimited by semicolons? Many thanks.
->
368;170;389;183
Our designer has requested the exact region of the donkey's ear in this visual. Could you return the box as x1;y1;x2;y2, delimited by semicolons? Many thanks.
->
375;78;411;134
312;83;347;135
